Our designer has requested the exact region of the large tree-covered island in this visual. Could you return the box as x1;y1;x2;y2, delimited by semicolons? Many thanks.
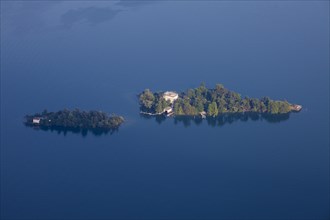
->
25;109;124;131
139;83;302;117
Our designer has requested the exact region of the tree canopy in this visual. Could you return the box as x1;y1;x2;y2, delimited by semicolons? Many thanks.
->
25;109;124;130
139;83;295;117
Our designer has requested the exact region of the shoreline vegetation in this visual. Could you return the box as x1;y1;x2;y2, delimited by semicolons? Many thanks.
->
24;83;302;134
25;109;125;132
139;83;302;118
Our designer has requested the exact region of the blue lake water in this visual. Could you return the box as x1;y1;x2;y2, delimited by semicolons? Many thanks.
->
1;1;329;219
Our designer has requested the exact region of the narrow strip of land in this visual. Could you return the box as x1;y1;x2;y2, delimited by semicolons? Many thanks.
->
139;83;302;117
25;109;124;130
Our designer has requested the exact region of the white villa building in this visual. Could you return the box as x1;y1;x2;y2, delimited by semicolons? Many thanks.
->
33;118;41;124
163;91;178;103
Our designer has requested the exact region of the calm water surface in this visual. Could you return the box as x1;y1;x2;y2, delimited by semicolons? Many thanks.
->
1;1;329;219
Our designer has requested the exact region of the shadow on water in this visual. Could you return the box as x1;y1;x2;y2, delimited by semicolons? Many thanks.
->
140;112;291;127
59;7;122;29
140;114;167;125
59;0;155;29
24;124;119;137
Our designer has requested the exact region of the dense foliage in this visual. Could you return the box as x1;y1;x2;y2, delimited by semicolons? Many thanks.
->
139;89;171;113
139;83;293;117
25;109;124;130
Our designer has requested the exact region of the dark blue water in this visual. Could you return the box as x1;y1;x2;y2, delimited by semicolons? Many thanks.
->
1;1;329;219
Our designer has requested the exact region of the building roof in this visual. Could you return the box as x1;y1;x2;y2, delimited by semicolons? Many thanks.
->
163;91;178;98
33;118;41;123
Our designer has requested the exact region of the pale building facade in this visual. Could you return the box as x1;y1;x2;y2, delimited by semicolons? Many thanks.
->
163;91;179;103
33;118;41;124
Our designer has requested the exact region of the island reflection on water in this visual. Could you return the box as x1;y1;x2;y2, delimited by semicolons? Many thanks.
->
24;112;293;136
24;124;120;137
141;112;292;127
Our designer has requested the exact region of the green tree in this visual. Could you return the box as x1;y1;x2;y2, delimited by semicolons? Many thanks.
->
207;102;218;117
155;98;168;113
268;101;279;114
174;101;184;115
278;101;291;113
182;99;197;115
195;82;207;97
187;89;195;99
260;102;267;112
139;89;155;109
241;98;250;111
217;97;227;113
195;98;205;113
215;84;225;93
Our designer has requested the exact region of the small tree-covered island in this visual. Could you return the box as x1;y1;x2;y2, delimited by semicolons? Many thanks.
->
139;83;302;118
25;109;124;131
